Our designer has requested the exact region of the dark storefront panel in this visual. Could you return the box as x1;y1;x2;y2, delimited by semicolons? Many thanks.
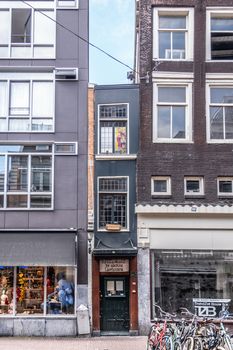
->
152;250;233;318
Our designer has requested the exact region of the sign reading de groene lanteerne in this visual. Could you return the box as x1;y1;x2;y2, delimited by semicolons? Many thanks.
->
193;298;231;318
99;259;129;273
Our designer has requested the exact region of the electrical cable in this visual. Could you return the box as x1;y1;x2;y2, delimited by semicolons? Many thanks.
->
20;0;139;77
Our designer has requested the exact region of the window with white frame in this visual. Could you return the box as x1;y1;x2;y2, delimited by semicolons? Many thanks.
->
0;72;54;132
217;177;233;196
208;85;233;140
151;176;171;196
153;82;192;142
98;104;128;154
0;3;55;59
57;0;78;8
98;177;128;230
184;177;204;195
207;10;233;60
153;8;194;60
0;144;53;209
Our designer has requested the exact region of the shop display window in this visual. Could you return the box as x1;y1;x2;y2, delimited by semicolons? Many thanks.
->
16;267;44;315
152;250;233;318
0;266;75;316
0;267;14;314
46;267;75;315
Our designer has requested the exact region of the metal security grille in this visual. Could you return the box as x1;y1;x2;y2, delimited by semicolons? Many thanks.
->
99;178;127;229
99;104;127;118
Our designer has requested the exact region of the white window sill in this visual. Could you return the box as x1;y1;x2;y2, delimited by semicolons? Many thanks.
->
96;154;137;160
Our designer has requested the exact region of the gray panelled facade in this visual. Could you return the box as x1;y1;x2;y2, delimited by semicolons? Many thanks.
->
92;85;139;335
0;0;88;336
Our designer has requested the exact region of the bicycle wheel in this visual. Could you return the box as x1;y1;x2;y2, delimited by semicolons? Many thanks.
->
147;327;157;350
160;336;173;350
174;341;182;350
222;336;233;350
193;337;203;350
182;337;194;350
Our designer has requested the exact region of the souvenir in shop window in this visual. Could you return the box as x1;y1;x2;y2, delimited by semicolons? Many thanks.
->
0;267;13;315
16;267;44;315
46;267;74;314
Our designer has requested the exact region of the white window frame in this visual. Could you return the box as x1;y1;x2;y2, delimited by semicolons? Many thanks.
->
0;1;56;59
0;72;55;133
206;8;233;61
151;176;171;196
97;176;129;232
206;75;233;143
0;143;54;210
184;176;204;196
153;7;194;61
152;73;193;143
54;142;78;155
97;103;129;155
57;0;79;9
217;177;233;197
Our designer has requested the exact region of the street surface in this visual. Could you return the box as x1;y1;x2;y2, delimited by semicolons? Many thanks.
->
0;336;147;350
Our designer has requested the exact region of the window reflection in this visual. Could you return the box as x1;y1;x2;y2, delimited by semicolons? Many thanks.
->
0;267;13;315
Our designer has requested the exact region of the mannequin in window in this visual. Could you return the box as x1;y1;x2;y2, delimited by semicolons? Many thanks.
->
56;272;74;313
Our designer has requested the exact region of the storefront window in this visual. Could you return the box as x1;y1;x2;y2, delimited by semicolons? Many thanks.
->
16;267;44;315
0;267;14;314
152;250;233;318
46;267;75;315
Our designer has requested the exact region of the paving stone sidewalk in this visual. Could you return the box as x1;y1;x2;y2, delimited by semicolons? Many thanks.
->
0;336;147;350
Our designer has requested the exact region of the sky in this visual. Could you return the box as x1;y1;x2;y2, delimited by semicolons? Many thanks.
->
89;0;135;85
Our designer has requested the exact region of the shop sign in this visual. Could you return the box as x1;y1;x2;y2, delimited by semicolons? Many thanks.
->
193;298;231;318
100;259;129;273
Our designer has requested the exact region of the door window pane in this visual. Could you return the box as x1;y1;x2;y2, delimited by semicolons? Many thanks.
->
10;82;30;115
11;9;31;44
46;267;75;315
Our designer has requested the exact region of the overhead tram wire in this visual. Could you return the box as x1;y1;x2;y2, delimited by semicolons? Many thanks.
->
20;0;140;78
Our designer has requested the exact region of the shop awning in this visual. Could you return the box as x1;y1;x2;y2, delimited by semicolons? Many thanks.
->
0;231;76;266
93;235;137;257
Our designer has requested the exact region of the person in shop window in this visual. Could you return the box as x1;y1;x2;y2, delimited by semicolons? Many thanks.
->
56;272;74;313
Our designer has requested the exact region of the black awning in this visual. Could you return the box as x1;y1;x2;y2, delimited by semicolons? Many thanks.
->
92;236;137;257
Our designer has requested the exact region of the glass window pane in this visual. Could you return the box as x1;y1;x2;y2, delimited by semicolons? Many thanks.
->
8;155;28;191
153;251;233;316
34;11;55;45
114;126;127;154
31;119;53;131
11;9;31;43
31;156;52;192
58;0;76;6
210;106;223;139
0;267;14;315
173;32;185;58
172;106;185;138
10;82;30;115
99;178;127;192
225;107;233;139
0;82;7;117
154;180;167;193
159;32;171;59
0;156;5;192
99;194;127;228
159;16;186;29
11;46;31;58
33;46;54;58
186;180;200;192
9;119;30;132
32;82;53;117
16;267;44;315
0;11;10;45
30;195;51;208
211;18;233;31
46;267;75;315
99;104;127;118
100;126;113;153
158;87;186;103
158;106;170;138
211;88;233;104
0;47;9;57
7;195;27;208
219;180;232;193
0;119;7;132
